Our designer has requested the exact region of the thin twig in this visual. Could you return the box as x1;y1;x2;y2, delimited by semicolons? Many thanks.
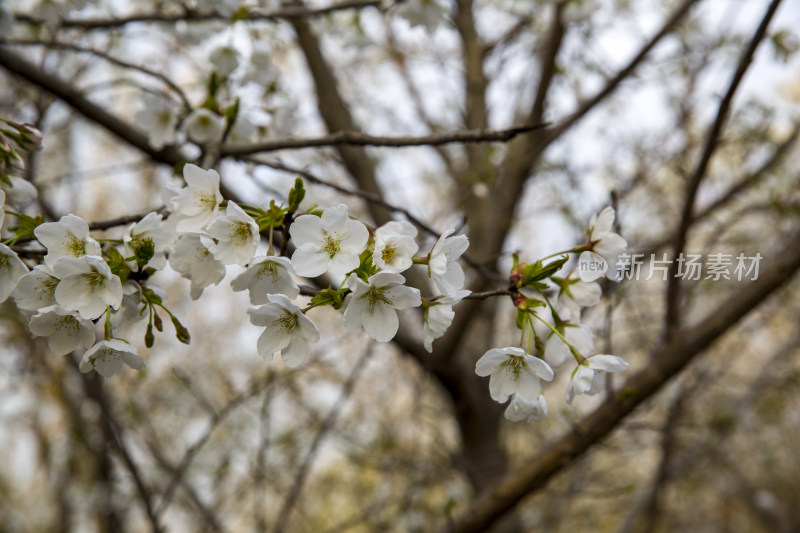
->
1;39;192;110
272;347;373;533
665;0;784;330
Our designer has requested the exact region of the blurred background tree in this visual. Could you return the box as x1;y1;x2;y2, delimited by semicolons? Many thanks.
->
1;0;800;531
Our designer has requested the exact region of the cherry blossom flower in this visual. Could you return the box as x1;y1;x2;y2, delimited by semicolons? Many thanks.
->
373;220;419;273
136;93;177;150
504;393;548;422
544;322;594;368
169;234;226;300
208;201;260;266
34;214;102;269
588;206;627;262
423;289;470;352
0;243;29;303
241;46;279;86
184;108;225;145
123;212;171;270
231;255;299;304
343;272;421;342
170;164;223;232
247;294;320;367
13;264;59;311
0;176;38;206
428;229;469;296
565;354;629;404
557;277;601;319
227;114;258;144
209;45;239;77
79;339;145;379
28;305;96;356
475;347;554;403
111;281;148;326
53;256;123;320
290;204;369;277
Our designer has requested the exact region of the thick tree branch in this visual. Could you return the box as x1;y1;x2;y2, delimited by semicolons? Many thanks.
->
665;0;784;330
447;228;800;533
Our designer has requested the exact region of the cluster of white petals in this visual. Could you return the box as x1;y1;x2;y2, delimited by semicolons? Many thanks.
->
343;272;421;342
79;339;145;379
34;214;102;269
566;354;629;404
290;204;369;277
248;294;320;367
428;229;469;296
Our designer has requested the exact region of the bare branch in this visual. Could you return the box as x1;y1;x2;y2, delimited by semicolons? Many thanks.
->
223;123;547;156
665;0;784;330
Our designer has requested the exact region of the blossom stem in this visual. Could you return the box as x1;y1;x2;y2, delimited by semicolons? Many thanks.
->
411;256;428;265
531;312;585;364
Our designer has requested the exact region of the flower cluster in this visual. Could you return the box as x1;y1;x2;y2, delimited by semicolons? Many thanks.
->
2;141;630;423
1;162;473;378
475;207;631;422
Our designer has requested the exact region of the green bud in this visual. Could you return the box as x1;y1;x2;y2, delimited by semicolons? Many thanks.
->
287;177;306;212
145;323;155;348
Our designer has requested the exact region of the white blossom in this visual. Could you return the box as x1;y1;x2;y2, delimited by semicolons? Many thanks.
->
170;164;223;232
241;46;279;86
209;45;239;77
231;255;299;304
423;289;470;352
428;229;469;296
504;393;548;422
475;347;554;404
247;294;320;367
28;305;96;356
0;176;38;206
557;278;601;319
79;339;145;378
588;206;627;262
544;323;594;368
53;256;123;320
227;114;258;144
566;354;629;404
34;214;102;269
123;212;171;270
184;108;225;145
290;204;369;277
208;201;260;266
111;281;148;326
343;272;421;342
373;220;419;273
0;243;29;303
136;93;178;150
13;264;59;311
169;233;226;300
0;190;5;231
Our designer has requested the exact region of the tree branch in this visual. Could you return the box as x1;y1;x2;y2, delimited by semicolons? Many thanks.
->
223;124;546;156
447;227;800;533
665;0;784;330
